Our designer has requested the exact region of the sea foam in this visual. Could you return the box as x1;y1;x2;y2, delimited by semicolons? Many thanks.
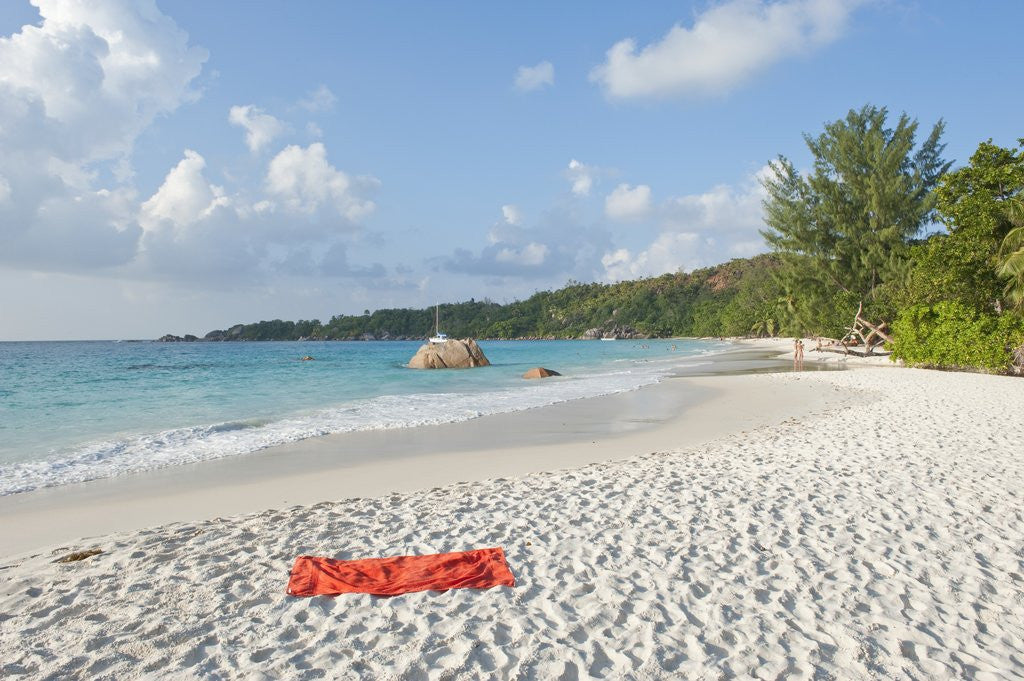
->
0;356;712;496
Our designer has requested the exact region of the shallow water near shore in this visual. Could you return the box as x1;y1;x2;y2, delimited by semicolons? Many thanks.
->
0;338;729;494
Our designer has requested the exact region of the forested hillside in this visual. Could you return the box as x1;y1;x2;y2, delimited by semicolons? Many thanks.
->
164;105;1024;374
184;254;785;341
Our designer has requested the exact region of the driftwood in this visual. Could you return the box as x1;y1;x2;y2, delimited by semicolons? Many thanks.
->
54;548;103;563
1012;343;1024;375
816;345;890;358
838;302;892;356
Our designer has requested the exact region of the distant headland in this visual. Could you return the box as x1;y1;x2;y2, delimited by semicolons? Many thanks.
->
157;254;779;342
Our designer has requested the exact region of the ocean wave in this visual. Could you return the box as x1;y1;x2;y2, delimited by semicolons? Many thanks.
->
125;362;216;371
0;363;675;496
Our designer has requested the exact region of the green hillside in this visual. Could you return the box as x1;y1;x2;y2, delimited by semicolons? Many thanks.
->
195;254;783;342
171;105;1024;374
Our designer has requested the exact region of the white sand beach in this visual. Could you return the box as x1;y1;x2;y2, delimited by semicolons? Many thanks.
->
2;357;1023;679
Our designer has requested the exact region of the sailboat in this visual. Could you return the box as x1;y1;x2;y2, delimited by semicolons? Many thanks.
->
429;304;448;344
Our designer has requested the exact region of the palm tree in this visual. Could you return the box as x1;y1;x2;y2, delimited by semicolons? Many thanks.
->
750;317;777;338
773;288;801;335
997;195;1024;311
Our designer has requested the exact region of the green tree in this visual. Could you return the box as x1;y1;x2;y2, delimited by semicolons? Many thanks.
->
901;140;1024;311
188;254;790;341
749;316;777;338
760;105;949;334
998;194;1024;310
891;300;1024;372
717;260;786;336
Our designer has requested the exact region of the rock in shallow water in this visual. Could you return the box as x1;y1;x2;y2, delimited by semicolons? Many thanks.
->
522;367;561;379
407;339;490;369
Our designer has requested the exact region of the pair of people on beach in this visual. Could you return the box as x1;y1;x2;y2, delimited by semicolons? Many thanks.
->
793;338;805;363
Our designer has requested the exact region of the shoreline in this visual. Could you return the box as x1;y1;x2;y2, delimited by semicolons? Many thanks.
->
0;337;729;497
3;362;1022;677
0;341;841;558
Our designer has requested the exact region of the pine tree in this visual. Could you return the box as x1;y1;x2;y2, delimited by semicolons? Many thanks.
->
760;105;950;333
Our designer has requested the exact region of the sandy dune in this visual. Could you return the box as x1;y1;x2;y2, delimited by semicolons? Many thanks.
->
2;367;1023;679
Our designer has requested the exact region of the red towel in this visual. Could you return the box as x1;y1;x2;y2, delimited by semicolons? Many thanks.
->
286;547;515;597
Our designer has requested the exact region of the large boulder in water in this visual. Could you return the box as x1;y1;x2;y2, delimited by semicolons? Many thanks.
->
522;367;561;379
408;339;490;369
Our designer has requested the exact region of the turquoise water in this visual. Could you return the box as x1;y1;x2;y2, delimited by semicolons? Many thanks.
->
0;339;727;494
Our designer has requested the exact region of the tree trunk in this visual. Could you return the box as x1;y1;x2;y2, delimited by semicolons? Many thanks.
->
848;301;893;356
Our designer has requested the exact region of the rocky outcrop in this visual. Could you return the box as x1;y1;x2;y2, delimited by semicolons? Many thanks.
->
522;367;561;379
580;325;648;340
203;324;246;342
408;339;490;369
157;334;198;342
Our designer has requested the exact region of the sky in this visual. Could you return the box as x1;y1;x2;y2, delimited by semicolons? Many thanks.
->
0;1;1021;340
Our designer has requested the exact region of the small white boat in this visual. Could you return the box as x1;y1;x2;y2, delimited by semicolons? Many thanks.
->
600;337;616;341
429;304;448;344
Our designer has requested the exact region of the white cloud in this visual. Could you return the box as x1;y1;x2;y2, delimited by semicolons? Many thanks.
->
139;150;228;232
134;149;261;280
602;165;771;281
446;204;611;280
496;242;548;266
566;159;595;196
265;143;378;221
590;0;857;99
728;238;767;257
488;206;521;244
0;3;396;292
605;183;652;221
228;105;285;153
602;232;701;281
298;84;337;112
0;0;207;163
514;61;554;92
0;0;206;271
3;184;141;270
134;144;386;282
661;164;769;234
501;204;522;225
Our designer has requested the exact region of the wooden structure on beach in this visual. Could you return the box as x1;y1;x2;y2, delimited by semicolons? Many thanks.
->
817;302;894;357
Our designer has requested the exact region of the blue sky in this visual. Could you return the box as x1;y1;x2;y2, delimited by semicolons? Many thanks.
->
1;0;1021;340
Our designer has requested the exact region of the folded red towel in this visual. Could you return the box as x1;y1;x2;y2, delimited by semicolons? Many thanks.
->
286;547;515;597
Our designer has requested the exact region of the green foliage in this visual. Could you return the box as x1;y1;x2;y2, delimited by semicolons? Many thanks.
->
936;140;1023;241
761;104;949;329
187;115;1024;378
199;255;787;341
891;301;1024;372
997;195;1024;310
760;264;863;338
748;316;777;338
900;140;1024;311
888;139;1024;374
